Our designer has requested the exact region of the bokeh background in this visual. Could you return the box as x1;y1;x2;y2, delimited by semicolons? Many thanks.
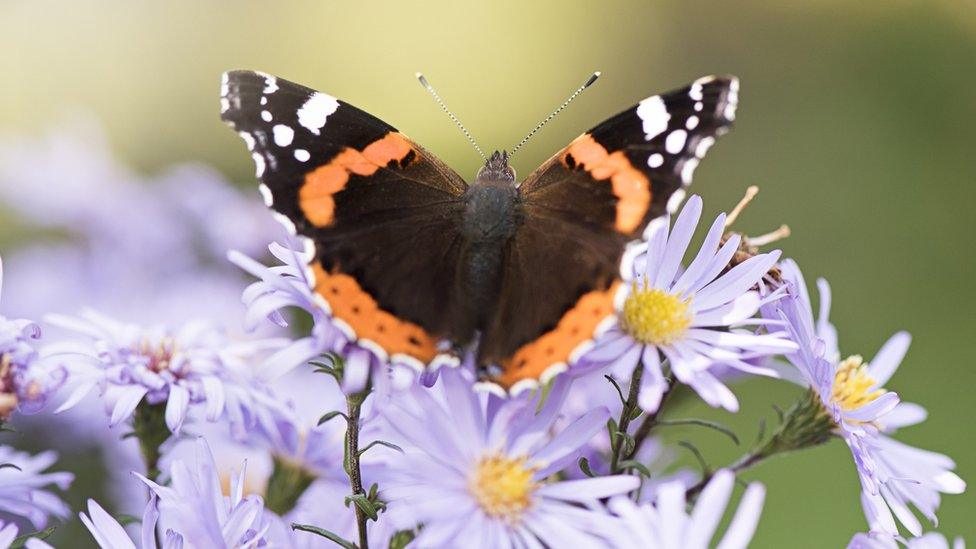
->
2;0;974;546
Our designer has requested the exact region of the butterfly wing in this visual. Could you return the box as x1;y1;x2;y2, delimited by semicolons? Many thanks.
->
480;75;740;389
221;70;469;367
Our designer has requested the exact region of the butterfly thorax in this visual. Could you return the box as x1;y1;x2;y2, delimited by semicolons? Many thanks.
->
458;151;523;336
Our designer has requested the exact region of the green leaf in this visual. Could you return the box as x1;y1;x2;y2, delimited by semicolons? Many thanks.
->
291;523;357;549
114;514;142;526
677;440;709;474
12;526;56;548
655;418;740;445
604;375;627;407
389;529;416;549
346;493;379;521
357;440;403;457
628;406;644;421
577;456;596;478
317;410;348;425
618;459;653;478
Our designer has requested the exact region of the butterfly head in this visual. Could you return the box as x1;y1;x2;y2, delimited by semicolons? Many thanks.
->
476;150;516;185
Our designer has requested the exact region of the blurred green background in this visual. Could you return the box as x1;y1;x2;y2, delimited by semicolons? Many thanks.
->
1;0;974;546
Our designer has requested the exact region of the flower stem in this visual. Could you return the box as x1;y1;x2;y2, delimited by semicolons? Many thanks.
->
685;390;834;499
132;401;169;481
609;366;643;475
344;391;369;549
625;376;675;461
265;456;317;516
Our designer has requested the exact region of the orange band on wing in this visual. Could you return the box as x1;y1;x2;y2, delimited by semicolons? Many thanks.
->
563;134;651;233
299;132;414;227
495;281;621;388
311;263;438;363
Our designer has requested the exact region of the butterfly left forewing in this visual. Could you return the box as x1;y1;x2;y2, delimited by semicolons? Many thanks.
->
221;70;469;368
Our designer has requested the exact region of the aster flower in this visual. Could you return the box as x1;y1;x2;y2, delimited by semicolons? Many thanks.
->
229;241;426;396
581;195;795;413
0;118;277;327
773;259;965;536
604;469;765;549
375;367;638;548
81;438;285;548
0;446;72;530
0;257;65;419
48;311;289;436
848;530;965;549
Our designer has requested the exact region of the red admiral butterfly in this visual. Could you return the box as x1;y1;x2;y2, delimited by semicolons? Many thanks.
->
220;70;738;391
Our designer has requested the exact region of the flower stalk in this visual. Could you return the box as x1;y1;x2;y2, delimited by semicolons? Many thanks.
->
132;401;170;481
685;389;834;499
344;388;369;549
265;456;317;516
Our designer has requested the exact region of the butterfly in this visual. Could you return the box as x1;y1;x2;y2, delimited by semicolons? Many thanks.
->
220;70;738;392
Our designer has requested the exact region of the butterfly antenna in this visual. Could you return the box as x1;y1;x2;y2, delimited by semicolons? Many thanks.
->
416;73;486;160
508;71;601;159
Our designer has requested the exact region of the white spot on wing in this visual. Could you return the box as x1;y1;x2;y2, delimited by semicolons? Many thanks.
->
258;184;273;207
694;102;703;112
273;125;295;147
220;98;230;113
260;97;268;106
686;115;699;130
294;149;310;162
220;72;229;97
648;153;664;168
695;136;715;158
665;129;688;154
251;152;265;177
272;211;297;235
238;132;255;151
680;158;699;184
667;188;687;213
297;93;340;135
263;76;279;94
261;111;272;122
636;96;670;141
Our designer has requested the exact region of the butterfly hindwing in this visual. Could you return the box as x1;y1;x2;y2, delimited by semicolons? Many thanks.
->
480;75;740;388
221;70;469;366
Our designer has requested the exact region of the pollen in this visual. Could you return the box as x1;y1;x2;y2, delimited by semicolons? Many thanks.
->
138;338;178;372
831;355;884;411
620;283;691;346
469;455;539;523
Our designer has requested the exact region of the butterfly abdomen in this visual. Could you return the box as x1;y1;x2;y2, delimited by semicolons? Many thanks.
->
455;180;523;337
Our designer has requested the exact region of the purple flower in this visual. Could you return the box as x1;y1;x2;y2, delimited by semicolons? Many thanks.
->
0;118;278;328
48;311;289;436
774;259;965;536
81;438;284;548
604;469;765;549
848;531;965;549
0;257;66;419
0;446;73;530
581;195;795;413
375;367;638;547
229;241;434;396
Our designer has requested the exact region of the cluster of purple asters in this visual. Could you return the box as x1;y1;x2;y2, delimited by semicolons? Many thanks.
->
0;120;966;548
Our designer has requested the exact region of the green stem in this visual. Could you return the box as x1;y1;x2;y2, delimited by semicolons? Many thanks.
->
132;402;169;482
609;366;643;475
685;390;834;500
625;376;675;461
265;456;317;516
344;392;369;549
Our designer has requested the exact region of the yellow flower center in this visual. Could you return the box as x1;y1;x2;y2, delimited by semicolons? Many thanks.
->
469;455;539;523
138;338;178;372
620;283;691;345
831;355;884;411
